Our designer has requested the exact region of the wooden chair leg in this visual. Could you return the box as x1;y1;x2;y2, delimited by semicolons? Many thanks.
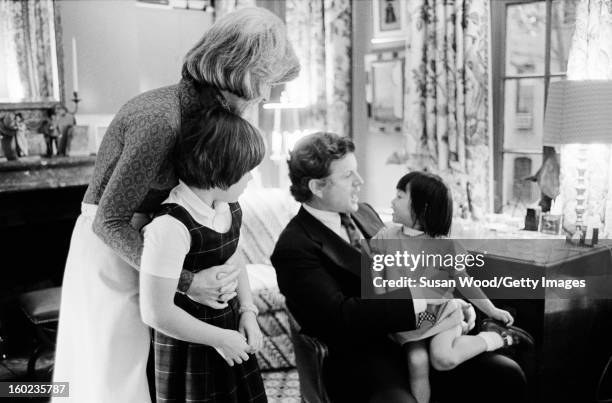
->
46;364;54;379
27;343;43;378
0;335;6;361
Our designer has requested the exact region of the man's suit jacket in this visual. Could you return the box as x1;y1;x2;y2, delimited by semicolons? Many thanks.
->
271;203;417;353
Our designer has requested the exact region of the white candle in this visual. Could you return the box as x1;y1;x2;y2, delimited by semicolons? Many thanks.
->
72;37;79;93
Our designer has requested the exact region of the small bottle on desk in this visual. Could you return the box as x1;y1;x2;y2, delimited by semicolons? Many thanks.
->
584;215;601;247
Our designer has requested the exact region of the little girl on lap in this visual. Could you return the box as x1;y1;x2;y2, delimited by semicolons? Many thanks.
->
371;171;530;403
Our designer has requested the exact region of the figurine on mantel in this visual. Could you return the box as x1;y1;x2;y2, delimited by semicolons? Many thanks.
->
14;113;29;157
0;112;18;161
55;105;76;156
40;108;59;157
40;105;76;157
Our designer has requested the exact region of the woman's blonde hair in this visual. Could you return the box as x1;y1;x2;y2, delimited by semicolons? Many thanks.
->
182;7;300;101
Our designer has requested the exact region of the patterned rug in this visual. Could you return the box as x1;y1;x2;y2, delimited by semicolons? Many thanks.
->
1;354;302;402
253;287;296;371
262;369;301;402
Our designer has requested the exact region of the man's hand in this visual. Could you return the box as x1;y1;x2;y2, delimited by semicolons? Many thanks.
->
183;264;240;308
455;299;476;333
489;307;514;326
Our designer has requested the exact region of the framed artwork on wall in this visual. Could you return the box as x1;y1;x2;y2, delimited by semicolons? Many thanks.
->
67;126;93;157
372;0;407;42
372;59;404;122
136;0;213;11
365;49;404;134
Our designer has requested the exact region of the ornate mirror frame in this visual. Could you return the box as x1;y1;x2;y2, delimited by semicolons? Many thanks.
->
0;0;64;111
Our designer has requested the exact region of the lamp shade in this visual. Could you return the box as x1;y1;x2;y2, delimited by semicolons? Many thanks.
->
543;80;612;145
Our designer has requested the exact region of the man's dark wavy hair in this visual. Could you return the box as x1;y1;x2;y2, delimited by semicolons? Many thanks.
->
287;132;355;202
175;106;265;189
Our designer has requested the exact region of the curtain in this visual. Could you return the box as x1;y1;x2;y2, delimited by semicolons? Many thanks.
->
214;0;256;18
392;0;490;219
0;0;56;101
284;0;352;137
0;2;20;101
559;0;612;235
213;0;352;138
566;0;612;79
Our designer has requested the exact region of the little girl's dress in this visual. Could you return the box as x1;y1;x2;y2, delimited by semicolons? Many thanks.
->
371;224;464;343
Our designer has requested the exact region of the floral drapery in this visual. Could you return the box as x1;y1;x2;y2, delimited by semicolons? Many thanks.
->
0;0;56;102
214;0;255;18
566;0;612;79
284;0;352;137
213;0;352;138
393;0;491;219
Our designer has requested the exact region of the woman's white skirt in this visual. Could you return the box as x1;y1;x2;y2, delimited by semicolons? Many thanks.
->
52;204;152;403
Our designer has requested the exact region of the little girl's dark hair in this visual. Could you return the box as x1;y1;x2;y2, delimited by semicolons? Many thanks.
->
396;171;453;237
175;106;265;189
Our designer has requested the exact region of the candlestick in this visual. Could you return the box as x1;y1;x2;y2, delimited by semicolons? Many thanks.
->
67;91;81;115
72;37;79;93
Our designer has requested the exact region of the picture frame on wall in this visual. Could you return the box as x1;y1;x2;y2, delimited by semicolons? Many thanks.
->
67;125;93;157
372;59;403;122
365;50;404;134
372;0;407;43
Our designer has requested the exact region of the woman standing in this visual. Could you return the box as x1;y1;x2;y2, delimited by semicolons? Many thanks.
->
52;8;299;403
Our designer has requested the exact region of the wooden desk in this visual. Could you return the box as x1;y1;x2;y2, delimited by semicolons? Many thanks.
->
466;241;612;403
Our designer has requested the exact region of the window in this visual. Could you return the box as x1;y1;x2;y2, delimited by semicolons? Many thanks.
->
491;0;578;213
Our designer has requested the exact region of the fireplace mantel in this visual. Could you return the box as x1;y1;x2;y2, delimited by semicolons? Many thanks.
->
0;156;95;194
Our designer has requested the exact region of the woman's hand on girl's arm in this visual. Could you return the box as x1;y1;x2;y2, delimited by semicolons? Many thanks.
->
139;271;250;366
93;119;175;268
141;215;239;308
181;264;240;308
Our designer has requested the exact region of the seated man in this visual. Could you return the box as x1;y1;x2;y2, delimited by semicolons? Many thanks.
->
271;132;527;403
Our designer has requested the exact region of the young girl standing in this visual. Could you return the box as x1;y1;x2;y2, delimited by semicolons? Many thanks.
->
139;107;266;402
372;171;532;403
